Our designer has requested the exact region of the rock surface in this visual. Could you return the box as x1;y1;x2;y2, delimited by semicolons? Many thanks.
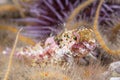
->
108;61;120;80
110;77;120;80
109;61;120;74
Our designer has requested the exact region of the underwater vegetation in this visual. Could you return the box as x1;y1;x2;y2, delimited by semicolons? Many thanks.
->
0;0;120;80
